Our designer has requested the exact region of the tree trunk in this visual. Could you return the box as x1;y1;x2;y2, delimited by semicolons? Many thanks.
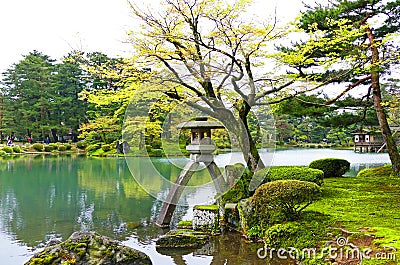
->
214;103;264;173
237;101;265;172
365;25;400;173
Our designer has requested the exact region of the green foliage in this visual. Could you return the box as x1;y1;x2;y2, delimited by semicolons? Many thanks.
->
65;143;72;150
147;149;162;157
0;150;7;156
247;225;263;239
253;166;324;186
44;145;52;152
2;146;13;153
12;146;21;153
263;211;335;251
1;51;87;141
32;143;44;152
101;144;111;152
151;140;162;149
57;145;67;151
357;164;393;178
252;180;321;222
177;220;193;227
48;143;58;150
76;141;87;149
309;158;350;178
221;164;252;204
86;143;101;153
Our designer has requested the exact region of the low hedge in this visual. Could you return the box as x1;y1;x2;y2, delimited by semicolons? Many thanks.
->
309;158;350;178
86;143;101;153
76;141;87;150
57;145;67;151
44;145;53;152
253;166;324;186
101;144;111;152
12;146;22;153
2;146;13;153
65;143;72;150
251;180;321;222
32;143;44;152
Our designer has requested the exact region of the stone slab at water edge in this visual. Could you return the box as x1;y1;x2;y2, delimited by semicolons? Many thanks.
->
25;231;152;265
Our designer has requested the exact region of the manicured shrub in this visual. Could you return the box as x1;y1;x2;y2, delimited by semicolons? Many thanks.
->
2;146;13;153
76;141;87;150
253;166;324;186
252;180;321;221
57;144;67;151
101;144;111;152
309;158;350;178
65;143;72;150
86;143;101;152
32;143;44;152
0;150;7;156
44;145;53;152
48;143;58;150
357;164;393;178
12;146;22;153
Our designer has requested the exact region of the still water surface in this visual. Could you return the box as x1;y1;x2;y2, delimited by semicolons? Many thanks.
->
0;149;390;264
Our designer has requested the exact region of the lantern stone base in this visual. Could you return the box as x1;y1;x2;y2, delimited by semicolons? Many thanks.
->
192;204;220;232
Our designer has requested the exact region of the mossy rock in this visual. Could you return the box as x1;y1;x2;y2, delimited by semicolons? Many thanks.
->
223;203;239;228
25;231;152;265
193;204;220;232
177;220;193;229
156;230;208;249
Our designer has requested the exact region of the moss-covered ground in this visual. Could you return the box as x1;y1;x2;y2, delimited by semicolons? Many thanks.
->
298;165;399;264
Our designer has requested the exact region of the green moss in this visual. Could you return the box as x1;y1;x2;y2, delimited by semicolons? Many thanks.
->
193;204;219;211
221;167;253;204
177;220;193;227
156;230;208;248
304;170;400;262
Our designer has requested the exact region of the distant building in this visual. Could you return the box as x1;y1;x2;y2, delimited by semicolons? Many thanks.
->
352;127;399;153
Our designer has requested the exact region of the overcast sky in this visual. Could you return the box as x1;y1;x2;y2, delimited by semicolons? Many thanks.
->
0;0;308;74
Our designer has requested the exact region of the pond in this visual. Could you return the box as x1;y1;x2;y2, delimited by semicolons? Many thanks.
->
0;149;390;264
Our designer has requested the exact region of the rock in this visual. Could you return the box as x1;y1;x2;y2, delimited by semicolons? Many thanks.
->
223;203;239;228
156;230;208;249
192;204;220;232
25;231;152;265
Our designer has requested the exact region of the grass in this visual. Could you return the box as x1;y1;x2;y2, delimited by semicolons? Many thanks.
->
303;165;400;264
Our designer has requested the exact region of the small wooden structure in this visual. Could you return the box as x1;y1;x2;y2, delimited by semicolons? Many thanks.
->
352;128;384;153
156;117;228;227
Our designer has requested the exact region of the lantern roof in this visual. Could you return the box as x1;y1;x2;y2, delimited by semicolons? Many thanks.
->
177;117;224;129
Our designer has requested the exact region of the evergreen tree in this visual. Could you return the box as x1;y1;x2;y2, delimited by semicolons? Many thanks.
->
280;0;400;173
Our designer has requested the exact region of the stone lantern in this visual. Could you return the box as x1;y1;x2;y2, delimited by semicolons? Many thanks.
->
156;117;228;227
